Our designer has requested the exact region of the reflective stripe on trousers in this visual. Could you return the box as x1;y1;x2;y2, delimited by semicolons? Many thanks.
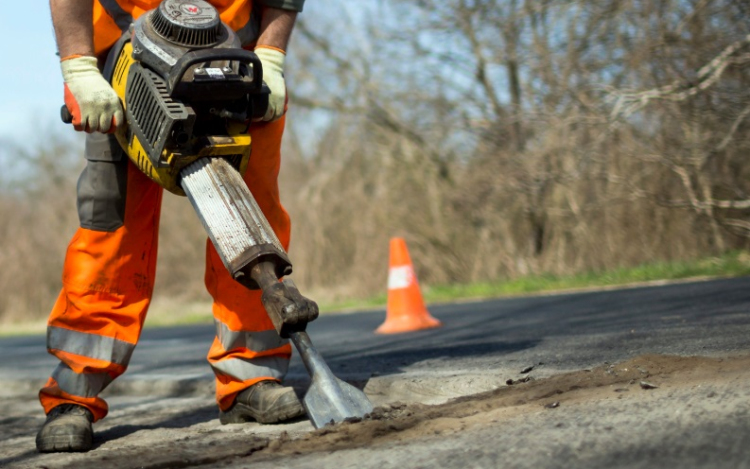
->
214;319;287;353
46;326;134;398
211;356;288;382
48;326;135;366
52;363;114;398
210;319;289;381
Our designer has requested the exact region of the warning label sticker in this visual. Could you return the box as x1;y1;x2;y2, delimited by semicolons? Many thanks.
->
205;68;225;79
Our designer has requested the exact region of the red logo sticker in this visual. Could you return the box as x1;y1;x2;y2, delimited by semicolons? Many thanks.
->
180;3;202;15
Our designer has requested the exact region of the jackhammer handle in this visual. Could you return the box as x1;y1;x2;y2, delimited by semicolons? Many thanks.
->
168;48;264;95
60;105;73;124
59;104;119;132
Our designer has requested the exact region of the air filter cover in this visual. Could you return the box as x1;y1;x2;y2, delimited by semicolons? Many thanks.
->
151;0;222;47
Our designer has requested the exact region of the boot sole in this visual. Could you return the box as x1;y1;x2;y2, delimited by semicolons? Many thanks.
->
36;434;93;453
220;400;305;425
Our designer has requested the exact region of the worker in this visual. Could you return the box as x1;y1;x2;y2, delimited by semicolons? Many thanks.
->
37;0;305;453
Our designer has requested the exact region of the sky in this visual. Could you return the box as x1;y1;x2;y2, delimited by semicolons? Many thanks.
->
0;1;69;144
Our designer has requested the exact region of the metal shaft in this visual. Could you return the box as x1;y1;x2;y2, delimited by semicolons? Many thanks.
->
290;331;339;382
180;157;291;286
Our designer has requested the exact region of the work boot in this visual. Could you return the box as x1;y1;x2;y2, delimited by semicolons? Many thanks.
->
220;380;305;424
36;404;94;453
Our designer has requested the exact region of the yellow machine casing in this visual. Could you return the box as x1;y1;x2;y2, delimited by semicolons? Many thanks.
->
109;42;252;196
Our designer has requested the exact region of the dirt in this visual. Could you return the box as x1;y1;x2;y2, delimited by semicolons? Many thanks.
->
230;354;750;464
5;353;749;469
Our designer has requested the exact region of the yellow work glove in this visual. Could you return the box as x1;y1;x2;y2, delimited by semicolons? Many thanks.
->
254;46;287;122
61;55;124;133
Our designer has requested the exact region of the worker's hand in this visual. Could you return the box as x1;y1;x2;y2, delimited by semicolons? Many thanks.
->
254;46;287;122
61;55;123;133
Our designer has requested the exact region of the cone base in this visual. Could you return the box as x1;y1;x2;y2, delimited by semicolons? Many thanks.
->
375;311;442;334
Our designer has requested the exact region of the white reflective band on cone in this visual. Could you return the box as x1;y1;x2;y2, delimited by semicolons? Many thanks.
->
387;265;414;290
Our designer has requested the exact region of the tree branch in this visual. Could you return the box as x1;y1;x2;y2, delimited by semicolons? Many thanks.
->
609;34;750;118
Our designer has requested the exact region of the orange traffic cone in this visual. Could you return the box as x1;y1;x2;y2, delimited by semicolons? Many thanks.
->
375;237;442;334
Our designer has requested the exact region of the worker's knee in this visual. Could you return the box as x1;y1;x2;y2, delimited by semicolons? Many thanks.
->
76;134;128;232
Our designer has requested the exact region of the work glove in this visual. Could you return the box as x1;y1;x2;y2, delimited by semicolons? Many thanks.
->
254;46;287;122
61;55;124;133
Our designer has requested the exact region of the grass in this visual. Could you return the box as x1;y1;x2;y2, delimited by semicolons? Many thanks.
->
318;250;750;313
144;299;214;327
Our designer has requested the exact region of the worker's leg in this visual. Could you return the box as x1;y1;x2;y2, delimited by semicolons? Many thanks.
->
38;134;163;422
204;116;295;412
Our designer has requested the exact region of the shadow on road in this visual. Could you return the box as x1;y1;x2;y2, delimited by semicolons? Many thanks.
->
0;449;39;468
93;403;217;448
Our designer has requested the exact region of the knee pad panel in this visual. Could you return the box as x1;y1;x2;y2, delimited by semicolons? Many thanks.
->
77;134;128;232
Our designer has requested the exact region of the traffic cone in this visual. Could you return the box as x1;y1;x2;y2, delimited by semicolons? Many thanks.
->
375;237;442;334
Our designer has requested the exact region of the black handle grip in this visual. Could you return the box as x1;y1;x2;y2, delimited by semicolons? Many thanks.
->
167;48;264;95
60;105;73;124
250;84;271;120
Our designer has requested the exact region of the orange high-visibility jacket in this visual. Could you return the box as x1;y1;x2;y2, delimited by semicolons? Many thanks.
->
93;0;305;56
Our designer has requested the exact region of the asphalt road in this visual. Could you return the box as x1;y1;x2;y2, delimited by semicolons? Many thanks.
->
3;277;750;393
2;277;750;468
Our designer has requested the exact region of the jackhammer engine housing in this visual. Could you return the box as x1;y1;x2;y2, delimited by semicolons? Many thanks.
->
103;0;269;195
83;0;293;284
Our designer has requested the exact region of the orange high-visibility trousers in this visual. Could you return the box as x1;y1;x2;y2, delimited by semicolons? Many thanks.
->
39;117;292;422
